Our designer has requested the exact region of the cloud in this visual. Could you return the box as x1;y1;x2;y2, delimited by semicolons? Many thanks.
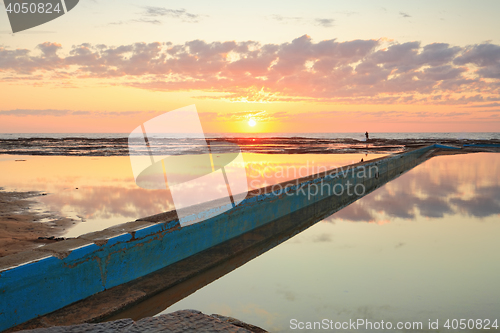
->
107;7;204;26
454;43;500;79
468;102;500;108
0;109;149;117
107;20;162;26
315;18;335;27
142;7;204;23
270;15;335;27
133;18;162;25
337;11;359;17
1;36;500;103
454;43;500;67
418;43;462;66
0;42;64;74
269;15;304;24
0;109;71;116
418;65;466;81
399;12;411;18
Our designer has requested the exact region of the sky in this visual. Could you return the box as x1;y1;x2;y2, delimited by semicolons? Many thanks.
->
1;0;500;133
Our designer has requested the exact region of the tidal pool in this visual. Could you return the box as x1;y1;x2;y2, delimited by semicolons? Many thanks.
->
0;153;379;237
157;153;500;332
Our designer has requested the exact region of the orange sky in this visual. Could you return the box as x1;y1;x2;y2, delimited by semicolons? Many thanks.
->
1;1;500;133
1;79;498;133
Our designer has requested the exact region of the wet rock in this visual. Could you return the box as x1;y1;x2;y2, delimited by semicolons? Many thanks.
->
17;319;134;333
17;310;268;333
211;314;268;333
37;236;65;241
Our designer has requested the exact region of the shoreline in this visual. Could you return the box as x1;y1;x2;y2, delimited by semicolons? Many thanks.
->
0;189;71;258
1;137;499;156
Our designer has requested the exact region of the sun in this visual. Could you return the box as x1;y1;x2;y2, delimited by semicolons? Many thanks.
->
248;118;257;127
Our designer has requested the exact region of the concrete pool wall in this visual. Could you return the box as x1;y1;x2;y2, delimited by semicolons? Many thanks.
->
0;145;437;332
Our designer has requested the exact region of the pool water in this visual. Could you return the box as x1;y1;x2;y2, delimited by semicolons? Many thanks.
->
158;153;500;332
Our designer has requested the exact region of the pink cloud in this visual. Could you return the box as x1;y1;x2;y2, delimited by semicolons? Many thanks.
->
1;36;500;104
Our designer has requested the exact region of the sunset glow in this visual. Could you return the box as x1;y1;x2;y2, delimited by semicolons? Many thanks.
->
1;0;500;133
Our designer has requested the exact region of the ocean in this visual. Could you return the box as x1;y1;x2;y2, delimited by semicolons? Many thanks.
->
0;133;499;156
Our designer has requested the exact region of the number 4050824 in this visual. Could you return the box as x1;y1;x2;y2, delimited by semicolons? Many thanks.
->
444;319;498;330
5;2;62;14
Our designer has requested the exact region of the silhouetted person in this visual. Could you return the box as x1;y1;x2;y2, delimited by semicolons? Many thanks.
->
365;131;369;141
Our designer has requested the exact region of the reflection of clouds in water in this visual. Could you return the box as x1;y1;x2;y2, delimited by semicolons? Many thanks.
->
330;154;500;223
276;286;296;301
21;154;373;225
313;233;333;243
415;197;453;218
212;302;282;331
451;197;500;218
477;185;500;198
334;204;374;222
39;186;174;220
456;185;500;218
32;154;500;228
364;191;417;219
238;303;281;329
